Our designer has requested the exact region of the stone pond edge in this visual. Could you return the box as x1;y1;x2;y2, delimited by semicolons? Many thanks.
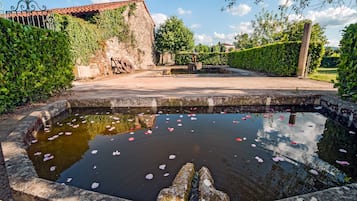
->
1;95;356;201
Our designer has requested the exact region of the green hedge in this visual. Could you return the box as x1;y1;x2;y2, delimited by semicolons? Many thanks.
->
228;42;324;76
175;52;228;65
335;23;357;101
321;56;340;68
0;18;74;113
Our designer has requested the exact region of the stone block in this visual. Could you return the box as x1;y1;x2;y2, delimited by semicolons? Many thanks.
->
198;166;230;201
157;163;195;201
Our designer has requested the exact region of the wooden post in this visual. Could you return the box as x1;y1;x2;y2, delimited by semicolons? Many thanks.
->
297;22;312;78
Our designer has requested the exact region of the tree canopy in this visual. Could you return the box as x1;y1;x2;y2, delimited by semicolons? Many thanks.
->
224;0;356;13
155;16;194;53
234;9;327;49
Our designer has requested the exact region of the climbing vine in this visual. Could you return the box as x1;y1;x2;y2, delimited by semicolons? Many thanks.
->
54;3;137;65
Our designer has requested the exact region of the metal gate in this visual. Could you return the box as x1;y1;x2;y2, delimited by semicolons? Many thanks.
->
3;0;55;30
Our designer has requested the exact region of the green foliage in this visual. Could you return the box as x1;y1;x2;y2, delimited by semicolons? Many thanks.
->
194;44;210;52
0;18;74;113
234;9;327;49
321;56;340;68
54;5;134;65
175;53;228;65
228;42;324;76
335;23;357;101
155;16;194;53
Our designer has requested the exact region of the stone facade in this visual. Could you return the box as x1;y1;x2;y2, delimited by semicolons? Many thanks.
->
74;0;156;79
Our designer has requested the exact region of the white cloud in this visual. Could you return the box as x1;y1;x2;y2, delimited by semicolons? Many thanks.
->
306;6;357;27
91;0;123;3
190;24;201;29
327;39;340;47
194;34;213;45
214;32;225;40
177;8;192;15
279;0;293;7
152;13;168;27
229;22;253;34
227;4;251;16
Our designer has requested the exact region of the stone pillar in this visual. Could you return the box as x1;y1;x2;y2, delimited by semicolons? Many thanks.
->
297;22;312;78
157;163;195;201
199;167;230;201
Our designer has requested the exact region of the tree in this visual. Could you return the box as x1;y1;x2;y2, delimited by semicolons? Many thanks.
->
194;44;210;52
233;9;328;49
224;0;356;13
155;16;194;53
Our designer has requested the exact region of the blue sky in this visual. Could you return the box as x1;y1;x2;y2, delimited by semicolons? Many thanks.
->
1;0;356;47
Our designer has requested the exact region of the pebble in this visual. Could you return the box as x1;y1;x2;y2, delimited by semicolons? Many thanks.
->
145;173;154;180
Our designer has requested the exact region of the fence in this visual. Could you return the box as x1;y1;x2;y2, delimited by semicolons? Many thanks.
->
1;0;55;30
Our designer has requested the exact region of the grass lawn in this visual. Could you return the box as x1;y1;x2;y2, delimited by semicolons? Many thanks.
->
308;67;337;83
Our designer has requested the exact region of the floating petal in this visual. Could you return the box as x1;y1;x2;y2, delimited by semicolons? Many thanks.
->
50;166;56;171
339;149;347;153
336;160;350;166
309;169;319;175
159;164;166;170
66;178;72;183
145;173;154;180
91;150;98;154
163;173;170;177
91;182;100;189
128;137;135;142
169;155;176;160
251;144;256;148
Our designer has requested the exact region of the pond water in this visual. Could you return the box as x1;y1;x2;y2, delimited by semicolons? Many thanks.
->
28;106;356;201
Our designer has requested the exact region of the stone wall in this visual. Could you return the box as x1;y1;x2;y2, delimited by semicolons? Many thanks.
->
75;1;155;79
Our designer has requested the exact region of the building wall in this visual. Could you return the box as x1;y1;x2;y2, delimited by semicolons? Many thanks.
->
75;1;155;79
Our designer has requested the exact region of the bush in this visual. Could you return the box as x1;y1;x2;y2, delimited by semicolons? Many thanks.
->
335;23;357;101
321;56;340;68
175;52;228;65
228;42;324;76
0;18;74;113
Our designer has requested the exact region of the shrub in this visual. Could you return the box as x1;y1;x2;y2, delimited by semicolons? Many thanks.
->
321;56;340;68
228;42;324;76
175;52;228;65
335;23;357;101
0;18;73;113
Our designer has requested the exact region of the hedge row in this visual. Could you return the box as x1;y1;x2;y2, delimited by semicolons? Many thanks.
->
0;18;74;113
175;52;228;65
321;56;340;68
336;23;357;101
228;42;324;76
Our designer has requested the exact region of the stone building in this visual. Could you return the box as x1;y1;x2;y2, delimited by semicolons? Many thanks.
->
2;0;156;79
52;0;156;79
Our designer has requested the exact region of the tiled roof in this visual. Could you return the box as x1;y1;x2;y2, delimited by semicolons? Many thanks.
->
51;0;141;15
2;0;153;22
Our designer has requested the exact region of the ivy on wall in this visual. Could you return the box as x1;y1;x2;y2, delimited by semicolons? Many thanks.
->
54;4;137;65
0;18;73;113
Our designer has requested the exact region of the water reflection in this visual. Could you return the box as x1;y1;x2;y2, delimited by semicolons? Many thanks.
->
27;108;356;201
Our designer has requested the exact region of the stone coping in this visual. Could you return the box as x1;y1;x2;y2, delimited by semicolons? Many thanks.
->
1;95;356;201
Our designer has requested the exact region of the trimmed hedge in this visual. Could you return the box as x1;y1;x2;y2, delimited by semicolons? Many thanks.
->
175;52;228;65
0;18;74;113
335;23;357;101
228;42;324;76
321;56;340;68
